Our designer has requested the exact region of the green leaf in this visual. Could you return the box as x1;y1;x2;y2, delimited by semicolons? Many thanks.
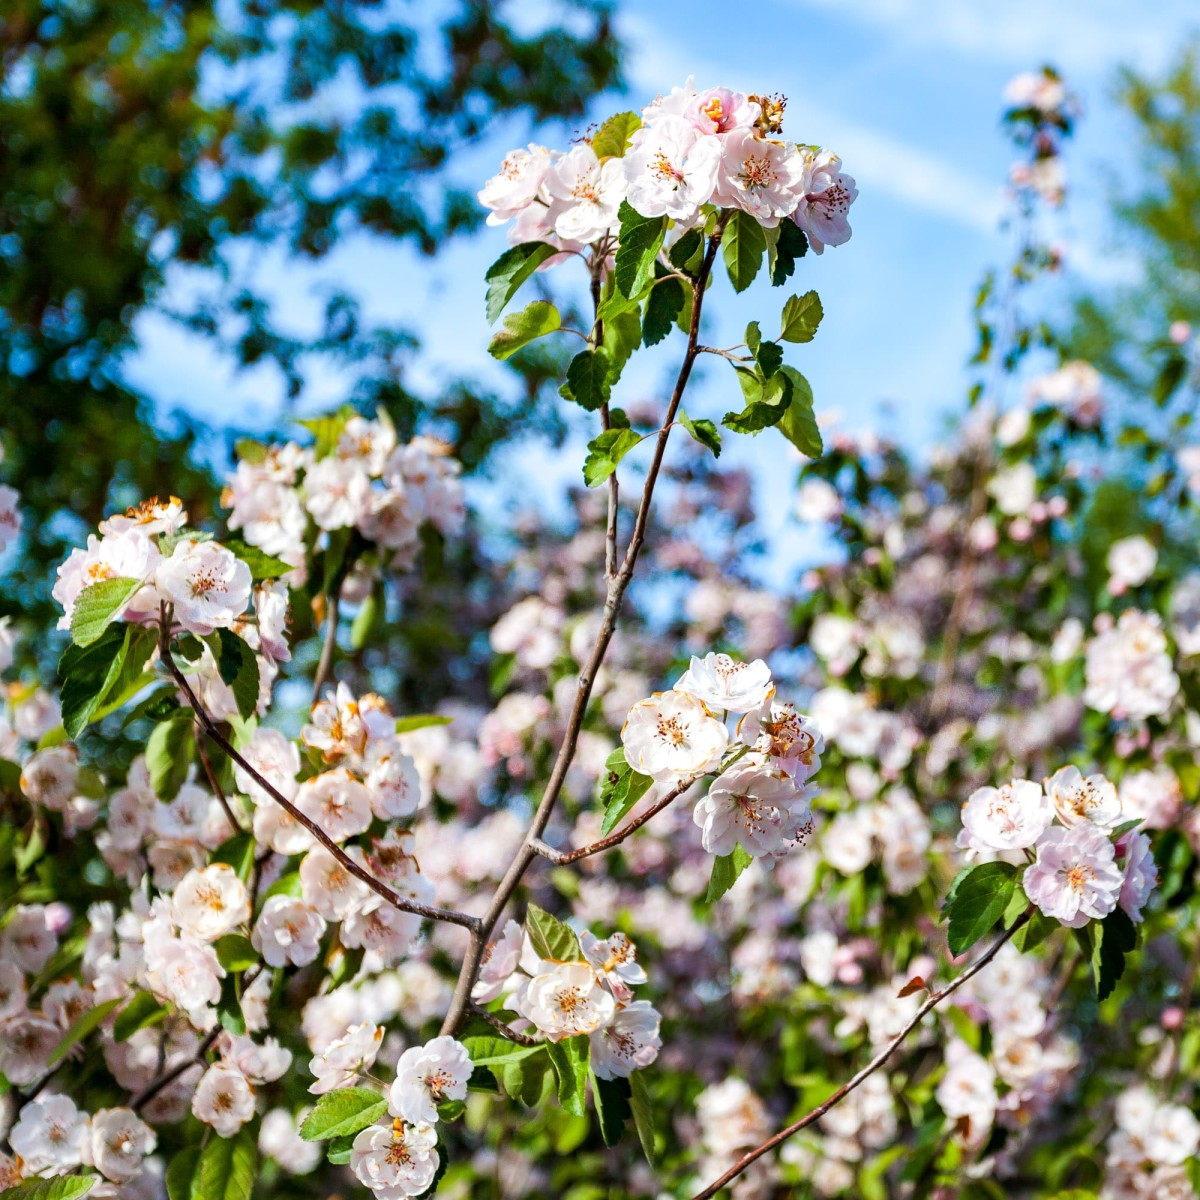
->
603;308;642;385
706;844;754;903
679;411;722;457
60;623;130;739
546;1036;589;1117
326;1136;355;1165
300;1087;390;1141
745;320;761;354
779;291;824;343
47;996;123;1068
629;1070;658;1167
215;934;258;973
642;277;685;346
114;990;170;1042
214;629;260;722
560;348;612;412
766;219;808;286
69;576;144;647
298;410;352;459
614;201;666;299
592;111;642;159
1012;908;1057;953
221;538;293;580
598;747;654;835
146;710;194;801
502;1044;551;1106
942;862;1018;957
723;368;793;434
592;1072;632;1146
2;1176;102;1200
349;582;385;651
191;1126;257;1200
1091;907;1138;1001
463;1036;544;1068
488;300;562;360
721;210;767;293
526;903;580;962
484;241;558;324
596;281;652;324
165;1148;200;1200
776;366;823;457
755;341;783;378
1002;883;1030;929
583;428;643;488
394;713;453;734
668;228;704;273
212;832;255;881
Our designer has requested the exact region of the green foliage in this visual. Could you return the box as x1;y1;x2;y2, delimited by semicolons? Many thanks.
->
221;539;294;581
629;1070;658;1167
583;429;644;488
642;278;686;346
189;1127;257;1200
942;862;1019;956
560;349;613;412
780;291;824;342
706;844;754;903
546;1036;590;1116
722;211;767;293
146;710;195;800
48;997;123;1067
1;1178;102;1200
775;366;823;456
723;366;794;434
766;220;809;285
215;934;258;973
300;1088;390;1141
213;629;260;722
679;411;722;457
60;624;133;738
614;203;667;299
598;748;655;834
526;903;580;962
484;243;558;324
488;301;562;360
1084;907;1139;1000
394;714;454;733
592;112;642;160
113;991;169;1042
69;578;144;647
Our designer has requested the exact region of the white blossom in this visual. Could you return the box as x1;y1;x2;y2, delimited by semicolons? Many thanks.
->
674;652;773;714
155;540;252;635
621;690;728;781
192;1063;256;1137
390;1036;472;1124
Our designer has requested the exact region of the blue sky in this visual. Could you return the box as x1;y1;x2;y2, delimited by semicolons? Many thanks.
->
124;0;1199;569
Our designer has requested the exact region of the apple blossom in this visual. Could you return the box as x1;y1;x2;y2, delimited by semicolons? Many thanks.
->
517;962;616;1040
309;1022;384;1094
791;148;858;253
155;539;252;635
172;864;250;942
253;895;326;968
589;999;663;1079
957;778;1053;855
193;1062;256;1136
1023;824;1125;927
623;114;721;223
1045;766;1122;830
88;1108;157;1184
674;652;773;714
9;1094;89;1176
350;1120;439;1197
390;1036;472;1124
621;690;728;781
693;760;816;857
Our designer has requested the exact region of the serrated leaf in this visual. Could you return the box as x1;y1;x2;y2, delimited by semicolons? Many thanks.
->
2;1176;102;1200
668;228;704;273
546;1036;589;1117
560;348;612;412
599;748;654;835
583;428;644;488
603;308;642;385
780;291;824;343
191;1126;256;1200
300;1087;389;1141
69;576;144;647
60;623;130;739
678;411;722;457
592;111;642;159
593;1072;632;1146
47;997;123;1067
614;202;666;299
221;538;293;580
502;1044;550;1106
776;366;823;457
463;1036;544;1068
215;934;258;973
488;300;562;360
1091;906;1137;1001
745;321;761;354
755;341;783;378
114;990;169;1042
706;844;755;903
146;710;194;801
1012;908;1057;953
723;369;793;434
394;713;453;733
721;210;766;293
767;219;808;286
643;278;685;346
165;1148;199;1200
485;242;558;324
943;862;1017;956
526;903;580;962
630;1071;658;1167
214;629;259;722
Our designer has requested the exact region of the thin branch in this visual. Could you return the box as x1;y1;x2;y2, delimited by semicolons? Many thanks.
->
130;1027;221;1113
195;732;243;836
311;592;340;705
438;216;731;1038
592;262;619;583
530;749;748;866
468;1004;540;1047
159;616;479;933
690;915;1029;1200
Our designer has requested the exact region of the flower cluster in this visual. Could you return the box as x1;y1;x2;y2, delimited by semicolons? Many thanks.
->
479;79;857;258
959;767;1157;928
1102;1086;1200;1197
1084;609;1180;721
224;414;465;581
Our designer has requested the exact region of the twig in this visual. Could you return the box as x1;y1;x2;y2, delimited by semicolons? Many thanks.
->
158;614;479;933
468;1004;540;1047
130;1027;221;1113
438;216;731;1038
690;915;1029;1199
311;592;340;705
195;732;243;836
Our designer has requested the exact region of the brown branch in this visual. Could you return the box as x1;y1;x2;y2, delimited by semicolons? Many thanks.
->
691;915;1029;1199
196;731;243;836
468;1004;539;1047
438;216;731;1038
130;1026;220;1113
158;615;479;933
311;591;340;705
